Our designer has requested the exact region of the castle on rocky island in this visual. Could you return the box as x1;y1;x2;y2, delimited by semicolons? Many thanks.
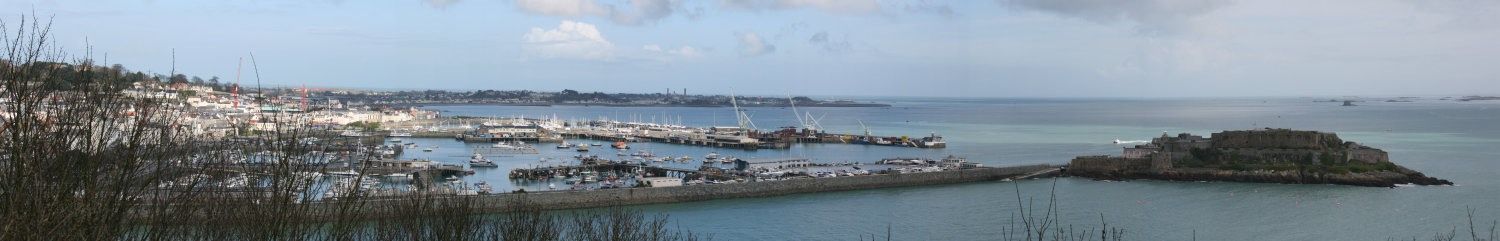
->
1066;129;1448;187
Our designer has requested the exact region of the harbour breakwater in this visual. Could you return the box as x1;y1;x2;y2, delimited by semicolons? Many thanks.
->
133;165;1054;221
460;164;1053;212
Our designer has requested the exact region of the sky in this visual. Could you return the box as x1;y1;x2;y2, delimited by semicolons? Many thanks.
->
3;0;1497;98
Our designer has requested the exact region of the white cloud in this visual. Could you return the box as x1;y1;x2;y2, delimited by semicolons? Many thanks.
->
643;45;704;59
668;46;703;58
1000;0;1232;36
423;0;461;8
522;21;615;60
719;0;883;14
736;31;776;57
510;0;691;26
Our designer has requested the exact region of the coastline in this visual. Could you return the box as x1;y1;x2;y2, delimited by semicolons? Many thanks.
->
391;102;892;108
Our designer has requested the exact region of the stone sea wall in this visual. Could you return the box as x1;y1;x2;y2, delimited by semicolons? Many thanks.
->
130;165;1054;222
1211;130;1342;149
462;164;1053;212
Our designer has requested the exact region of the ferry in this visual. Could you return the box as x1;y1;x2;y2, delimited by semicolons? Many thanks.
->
916;133;947;148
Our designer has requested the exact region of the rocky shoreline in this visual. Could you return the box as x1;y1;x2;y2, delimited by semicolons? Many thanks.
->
1064;165;1452;188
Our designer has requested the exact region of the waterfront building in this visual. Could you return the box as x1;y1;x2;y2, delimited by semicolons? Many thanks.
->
734;158;810;172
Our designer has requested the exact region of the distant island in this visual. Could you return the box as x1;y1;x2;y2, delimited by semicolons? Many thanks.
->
1066;129;1452;187
249;88;891;108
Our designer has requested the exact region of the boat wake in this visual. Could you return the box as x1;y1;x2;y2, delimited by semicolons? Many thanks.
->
1112;139;1149;144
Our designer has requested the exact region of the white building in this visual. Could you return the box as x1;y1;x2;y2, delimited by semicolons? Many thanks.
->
642;177;682;187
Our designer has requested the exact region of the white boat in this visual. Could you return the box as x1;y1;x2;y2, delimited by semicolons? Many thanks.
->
918;133;946;148
470;153;497;167
1113;139;1122;144
340;130;363;137
423;148;433;152
474;181;493;193
386;173;410;178
705;152;720;160
388;138;403;143
390;131;412;137
327;170;359;176
557;140;571;149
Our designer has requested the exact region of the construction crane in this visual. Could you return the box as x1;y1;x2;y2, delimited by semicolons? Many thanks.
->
858;120;872;137
786;93;826;132
730;89;757;131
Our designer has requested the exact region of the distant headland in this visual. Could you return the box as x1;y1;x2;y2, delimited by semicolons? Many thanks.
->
245;87;891;108
1066;129;1452;187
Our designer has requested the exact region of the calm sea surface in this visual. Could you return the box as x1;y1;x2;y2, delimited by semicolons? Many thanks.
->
394;97;1500;240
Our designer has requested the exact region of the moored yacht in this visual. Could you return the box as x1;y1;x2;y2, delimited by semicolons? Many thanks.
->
470;153;497;167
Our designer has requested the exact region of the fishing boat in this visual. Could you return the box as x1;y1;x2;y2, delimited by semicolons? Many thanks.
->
611;142;629;149
474;181;493;193
577;146;589;152
470;153;497;167
557;140;571;149
388;138;403;143
704;152;720;160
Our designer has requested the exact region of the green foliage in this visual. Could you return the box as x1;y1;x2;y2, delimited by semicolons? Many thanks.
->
1378;162;1398;171
1327;166;1351;174
1189;148;1224;165
1349;166;1373;173
1319;151;1337;165
1176;157;1206;168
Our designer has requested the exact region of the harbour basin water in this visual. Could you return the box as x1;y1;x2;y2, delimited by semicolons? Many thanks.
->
397;97;1499;240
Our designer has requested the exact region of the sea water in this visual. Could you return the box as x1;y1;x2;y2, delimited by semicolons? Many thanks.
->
395;97;1500;240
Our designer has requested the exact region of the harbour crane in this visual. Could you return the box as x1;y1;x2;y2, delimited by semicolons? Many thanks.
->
730;89;757;131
